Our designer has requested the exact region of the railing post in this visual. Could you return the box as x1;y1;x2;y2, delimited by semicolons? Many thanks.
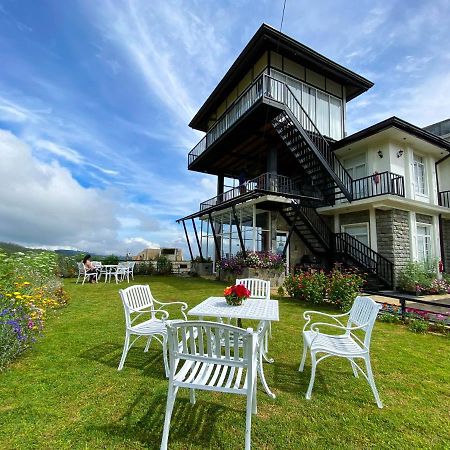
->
400;297;406;321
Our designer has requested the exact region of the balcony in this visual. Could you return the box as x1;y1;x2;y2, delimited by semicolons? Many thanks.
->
351;171;405;200
199;172;304;212
439;190;450;208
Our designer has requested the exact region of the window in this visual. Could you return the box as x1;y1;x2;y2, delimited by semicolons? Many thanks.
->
344;155;367;198
413;154;427;196
270;69;343;140
416;224;432;262
342;223;369;246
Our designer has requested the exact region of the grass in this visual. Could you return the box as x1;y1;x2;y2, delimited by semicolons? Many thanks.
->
1;275;449;449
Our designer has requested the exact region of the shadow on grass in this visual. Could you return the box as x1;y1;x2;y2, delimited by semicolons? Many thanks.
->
90;391;231;449
79;342;167;378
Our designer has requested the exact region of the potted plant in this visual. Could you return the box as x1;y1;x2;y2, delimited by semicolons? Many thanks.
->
223;284;251;306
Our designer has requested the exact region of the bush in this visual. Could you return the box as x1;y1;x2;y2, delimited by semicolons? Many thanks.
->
156;256;172;275
102;254;119;265
408;319;429;334
282;267;365;310
398;261;437;293
134;261;156;275
56;255;78;278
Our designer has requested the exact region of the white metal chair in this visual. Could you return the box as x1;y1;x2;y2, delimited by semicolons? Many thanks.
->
299;296;383;408
128;261;136;280
118;285;188;375
76;262;98;285
236;278;272;356
161;320;258;450
117;262;130;283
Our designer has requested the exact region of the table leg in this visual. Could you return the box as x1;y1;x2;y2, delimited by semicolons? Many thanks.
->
257;321;275;398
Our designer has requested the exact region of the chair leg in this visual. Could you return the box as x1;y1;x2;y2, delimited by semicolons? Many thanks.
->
162;337;169;378
160;384;178;450
144;337;152;352
245;381;254;450
364;355;383;408
350;358;359;378
305;352;317;400
299;340;308;372
189;388;196;405
258;344;276;398
252;376;257;415
118;331;130;371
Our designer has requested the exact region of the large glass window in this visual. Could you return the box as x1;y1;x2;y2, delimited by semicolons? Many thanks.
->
413;154;427;196
416;224;432;262
271;69;343;140
342;223;369;246
344;154;367;198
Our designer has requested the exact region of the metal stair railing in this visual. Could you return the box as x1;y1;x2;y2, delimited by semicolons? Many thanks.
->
264;74;353;201
335;232;394;288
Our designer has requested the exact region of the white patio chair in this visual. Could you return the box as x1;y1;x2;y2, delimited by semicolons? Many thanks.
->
76;262;98;285
118;284;188;375
160;320;258;450
236;278;272;357
299;295;383;408
128;261;136;280
117;262;130;283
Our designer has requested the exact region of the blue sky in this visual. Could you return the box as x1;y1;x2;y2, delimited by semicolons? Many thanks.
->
0;0;449;255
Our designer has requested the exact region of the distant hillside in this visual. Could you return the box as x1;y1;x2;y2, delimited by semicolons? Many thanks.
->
0;242;33;254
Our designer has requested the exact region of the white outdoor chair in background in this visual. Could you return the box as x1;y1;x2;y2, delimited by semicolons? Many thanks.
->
160;320;258;450
236;278;272;356
128;261;136;280
299;295;383;408
117;262;130;283
118;284;188;375
76;262;98;285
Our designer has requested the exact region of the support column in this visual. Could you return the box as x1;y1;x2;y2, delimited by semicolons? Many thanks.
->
191;219;204;261
217;174;224;197
208;213;221;262
232;205;247;257
181;220;194;262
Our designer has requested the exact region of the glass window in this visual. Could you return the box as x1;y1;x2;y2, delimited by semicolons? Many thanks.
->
330;97;342;140
413;154;427;196
302;84;316;133
316;91;330;137
416;224;432;262
342;224;369;246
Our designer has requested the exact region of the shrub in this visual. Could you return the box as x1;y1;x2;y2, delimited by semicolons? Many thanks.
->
134;261;155;276
398;261;437;293
56;255;78;278
408;319;429;334
156;256;172;275
283;267;365;310
327;268;366;311
102;254;119;265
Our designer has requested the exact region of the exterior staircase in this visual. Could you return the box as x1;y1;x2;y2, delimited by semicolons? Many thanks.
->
282;200;394;289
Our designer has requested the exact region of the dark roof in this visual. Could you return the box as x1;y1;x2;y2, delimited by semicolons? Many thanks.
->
190;23;374;131
332;117;450;152
423;118;450;139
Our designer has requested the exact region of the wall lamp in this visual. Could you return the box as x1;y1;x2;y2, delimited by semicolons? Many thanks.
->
377;150;383;158
397;149;404;158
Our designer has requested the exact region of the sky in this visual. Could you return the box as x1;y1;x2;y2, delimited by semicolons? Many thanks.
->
0;0;449;256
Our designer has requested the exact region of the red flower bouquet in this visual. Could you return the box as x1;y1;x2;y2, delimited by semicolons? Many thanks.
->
224;284;251;306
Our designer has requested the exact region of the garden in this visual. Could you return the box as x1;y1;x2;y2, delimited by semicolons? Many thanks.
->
1;269;449;448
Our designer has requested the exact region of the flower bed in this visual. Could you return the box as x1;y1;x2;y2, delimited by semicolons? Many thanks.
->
0;251;69;370
281;267;366;311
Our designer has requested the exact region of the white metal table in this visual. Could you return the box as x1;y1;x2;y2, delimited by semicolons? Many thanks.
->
188;296;279;398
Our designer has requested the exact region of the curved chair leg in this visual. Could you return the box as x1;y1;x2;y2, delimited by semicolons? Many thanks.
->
305;352;317;400
160;384;179;450
365;355;383;408
244;380;254;450
118;331;130;371
189;388;196;405
299;340;308;372
258;344;276;398
350;358;359;378
144;336;152;352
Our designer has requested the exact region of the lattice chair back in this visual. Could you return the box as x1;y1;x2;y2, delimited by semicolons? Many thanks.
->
77;262;85;274
166;320;257;391
119;285;155;328
236;278;270;300
347;296;381;348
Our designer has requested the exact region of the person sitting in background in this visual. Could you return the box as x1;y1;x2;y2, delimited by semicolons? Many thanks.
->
83;254;98;283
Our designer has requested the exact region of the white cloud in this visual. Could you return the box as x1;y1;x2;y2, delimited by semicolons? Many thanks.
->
35;139;84;164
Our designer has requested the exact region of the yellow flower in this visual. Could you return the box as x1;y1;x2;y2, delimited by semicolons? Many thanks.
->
13;292;21;296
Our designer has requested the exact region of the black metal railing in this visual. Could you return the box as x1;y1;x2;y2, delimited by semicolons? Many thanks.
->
264;74;353;200
351;171;405;200
200;172;301;211
439;190;450;207
291;200;333;249
335;232;394;287
188;75;264;166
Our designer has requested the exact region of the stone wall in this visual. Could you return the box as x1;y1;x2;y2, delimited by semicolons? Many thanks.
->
375;209;411;286
416;213;432;224
442;219;450;272
219;267;285;287
339;211;370;227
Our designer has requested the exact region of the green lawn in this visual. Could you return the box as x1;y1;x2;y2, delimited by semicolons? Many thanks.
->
1;276;449;449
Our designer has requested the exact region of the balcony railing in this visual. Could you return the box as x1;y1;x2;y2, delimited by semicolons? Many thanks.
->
188;74;265;166
200;172;301;211
351;171;405;200
439;190;450;208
